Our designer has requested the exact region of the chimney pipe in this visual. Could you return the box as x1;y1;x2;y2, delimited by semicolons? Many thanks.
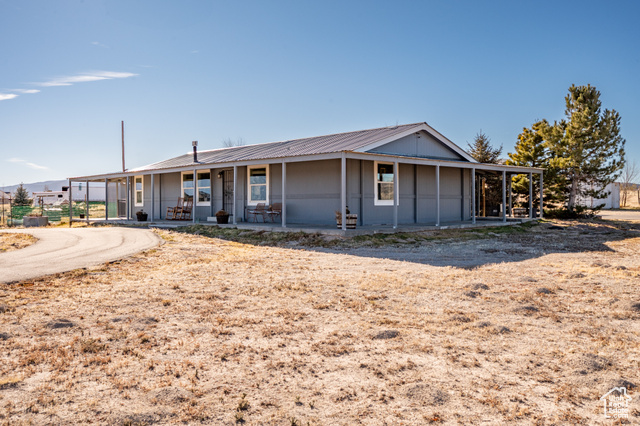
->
192;140;198;163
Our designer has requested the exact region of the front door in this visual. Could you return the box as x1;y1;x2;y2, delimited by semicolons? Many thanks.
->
222;169;234;215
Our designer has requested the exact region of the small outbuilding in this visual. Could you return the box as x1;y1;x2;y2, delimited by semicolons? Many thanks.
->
68;122;543;229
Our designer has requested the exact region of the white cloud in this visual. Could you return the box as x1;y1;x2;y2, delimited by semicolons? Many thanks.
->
6;158;49;170
26;162;49;170
0;93;19;101
36;71;138;87
191;50;199;54
12;89;40;94
91;41;109;48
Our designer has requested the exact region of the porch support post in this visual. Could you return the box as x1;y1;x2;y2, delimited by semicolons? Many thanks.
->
502;170;506;223
414;164;418;224
209;169;214;219
359;160;364;226
508;174;512;217
471;168;476;224
86;180;90;224
126;176;130;221
435;164;440;226
233;165;237;225
539;172;544;219
105;178;109;221
193;168;197;224
282;161;287;228
150;174;155;221
393;161;399;229
341;154;347;231
68;180;73;227
529;172;533;219
159;174;162;220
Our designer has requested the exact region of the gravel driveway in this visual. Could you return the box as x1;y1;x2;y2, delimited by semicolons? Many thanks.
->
0;227;161;283
599;209;640;222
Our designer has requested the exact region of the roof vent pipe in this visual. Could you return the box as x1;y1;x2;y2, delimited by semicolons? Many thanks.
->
192;140;198;163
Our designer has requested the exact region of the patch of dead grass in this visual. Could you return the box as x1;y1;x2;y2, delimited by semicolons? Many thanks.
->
0;232;36;252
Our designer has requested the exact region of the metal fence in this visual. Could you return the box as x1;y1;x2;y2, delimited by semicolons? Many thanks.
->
0;201;117;226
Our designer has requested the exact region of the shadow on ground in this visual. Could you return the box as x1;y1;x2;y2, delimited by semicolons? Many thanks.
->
175;220;640;268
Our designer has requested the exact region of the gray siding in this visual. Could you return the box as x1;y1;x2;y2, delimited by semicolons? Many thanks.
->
133;158;472;225
368;131;465;161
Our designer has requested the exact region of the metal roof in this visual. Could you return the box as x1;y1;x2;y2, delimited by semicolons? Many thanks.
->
130;122;437;172
68;122;545;181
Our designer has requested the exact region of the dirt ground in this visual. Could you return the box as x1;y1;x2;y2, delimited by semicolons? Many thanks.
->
1;219;639;424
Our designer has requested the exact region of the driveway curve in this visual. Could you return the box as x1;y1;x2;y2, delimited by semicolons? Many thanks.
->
0;227;162;283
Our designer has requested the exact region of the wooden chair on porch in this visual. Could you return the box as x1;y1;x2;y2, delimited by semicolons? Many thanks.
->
166;198;184;220
178;198;193;220
247;203;267;222
266;202;282;222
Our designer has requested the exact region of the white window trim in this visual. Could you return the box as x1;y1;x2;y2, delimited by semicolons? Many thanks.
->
374;161;398;206
195;170;211;206
247;164;269;206
134;175;144;207
181;171;195;204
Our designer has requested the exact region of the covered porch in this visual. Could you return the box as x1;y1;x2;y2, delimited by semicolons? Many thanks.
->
68;151;543;231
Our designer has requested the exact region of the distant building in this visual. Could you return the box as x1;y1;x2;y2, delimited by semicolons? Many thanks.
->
576;182;621;209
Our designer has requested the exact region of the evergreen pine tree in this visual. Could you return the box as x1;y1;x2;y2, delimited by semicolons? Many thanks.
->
548;84;626;211
467;132;503;216
506;120;564;208
13;183;31;206
467;131;502;164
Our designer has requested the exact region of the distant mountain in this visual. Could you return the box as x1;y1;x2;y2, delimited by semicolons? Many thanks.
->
1;180;68;195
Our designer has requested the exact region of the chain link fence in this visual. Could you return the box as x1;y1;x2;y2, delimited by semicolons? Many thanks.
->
0;201;116;226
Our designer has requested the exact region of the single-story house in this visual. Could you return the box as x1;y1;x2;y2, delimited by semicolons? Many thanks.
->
68;122;544;229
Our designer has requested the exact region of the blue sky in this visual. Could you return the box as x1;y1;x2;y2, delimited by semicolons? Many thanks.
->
1;0;638;187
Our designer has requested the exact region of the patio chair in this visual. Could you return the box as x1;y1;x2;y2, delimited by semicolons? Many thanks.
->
266;202;282;222
166;197;184;220
247;203;267;222
178;198;193;220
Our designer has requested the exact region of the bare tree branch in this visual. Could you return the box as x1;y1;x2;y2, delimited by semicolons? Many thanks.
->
222;138;246;148
619;160;638;207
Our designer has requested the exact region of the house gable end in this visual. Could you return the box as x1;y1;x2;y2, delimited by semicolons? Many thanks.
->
356;123;477;162
366;130;468;161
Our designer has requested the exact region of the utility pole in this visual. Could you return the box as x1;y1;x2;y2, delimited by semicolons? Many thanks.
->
121;121;126;172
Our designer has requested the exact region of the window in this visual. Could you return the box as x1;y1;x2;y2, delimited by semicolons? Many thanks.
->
374;162;396;206
134;176;143;206
182;172;194;202
247;165;269;205
196;171;211;206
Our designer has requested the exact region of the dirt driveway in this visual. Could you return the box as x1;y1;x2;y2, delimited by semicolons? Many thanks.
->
0;227;161;283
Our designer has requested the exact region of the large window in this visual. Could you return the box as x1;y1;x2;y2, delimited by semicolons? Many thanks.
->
247;165;269;205
197;171;211;205
134;176;143;206
374;162;396;206
182;171;211;205
182;172;194;201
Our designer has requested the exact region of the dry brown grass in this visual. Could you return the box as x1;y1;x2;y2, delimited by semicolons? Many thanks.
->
0;220;639;424
0;233;36;253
